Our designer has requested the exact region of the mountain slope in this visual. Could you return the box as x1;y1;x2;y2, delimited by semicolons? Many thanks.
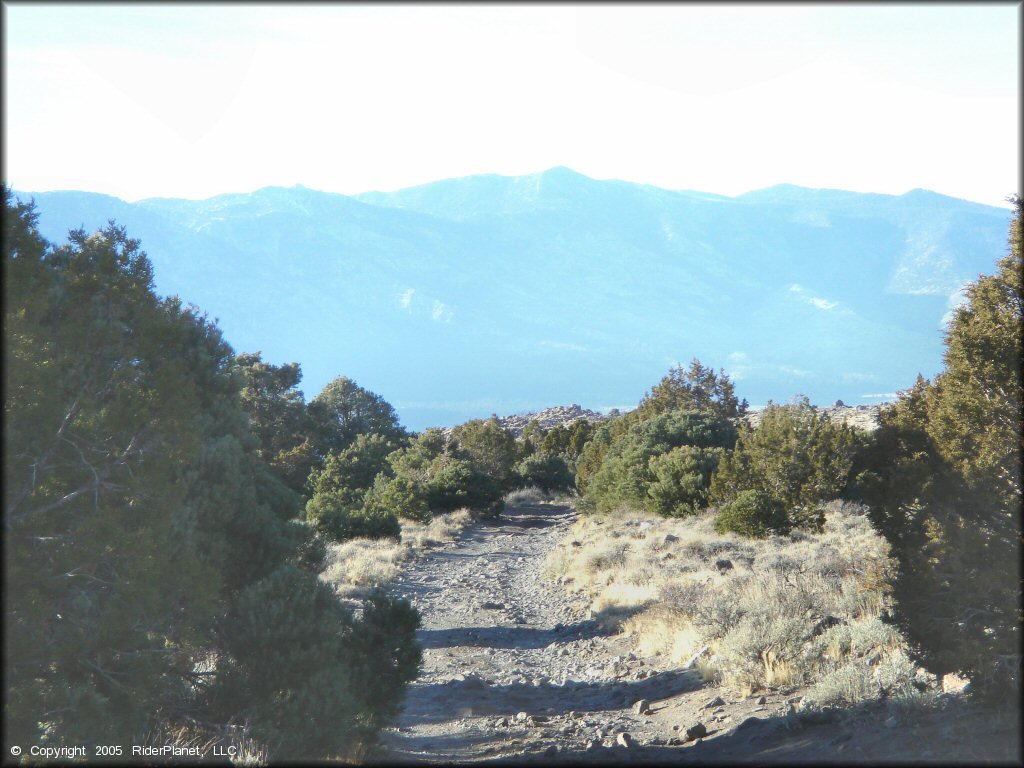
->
14;171;1013;430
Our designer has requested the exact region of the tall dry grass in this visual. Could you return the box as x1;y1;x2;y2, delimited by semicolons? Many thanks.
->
320;509;475;597
544;500;937;705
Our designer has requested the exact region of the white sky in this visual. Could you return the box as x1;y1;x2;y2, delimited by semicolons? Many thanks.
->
3;3;1020;207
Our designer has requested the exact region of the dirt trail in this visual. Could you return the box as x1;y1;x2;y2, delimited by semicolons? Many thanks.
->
374;502;1021;764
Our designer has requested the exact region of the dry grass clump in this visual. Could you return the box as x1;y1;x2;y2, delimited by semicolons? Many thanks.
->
402;508;474;554
320;509;475;597
140;723;270;766
504;486;550;505
546;500;933;704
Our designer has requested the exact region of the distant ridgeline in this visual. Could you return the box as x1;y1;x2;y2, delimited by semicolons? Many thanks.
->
14;170;1013;430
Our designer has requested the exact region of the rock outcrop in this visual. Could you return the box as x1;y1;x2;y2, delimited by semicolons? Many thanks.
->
499;404;610;437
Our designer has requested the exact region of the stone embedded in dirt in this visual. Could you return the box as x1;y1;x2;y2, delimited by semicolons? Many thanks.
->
668;737;682;746
632;699;651;715
616;732;636;748
684;722;708;742
543;745;559;757
480;601;505;609
515;711;530;722
704;695;726;709
684;646;710;669
942;672;971;693
756;695;767;705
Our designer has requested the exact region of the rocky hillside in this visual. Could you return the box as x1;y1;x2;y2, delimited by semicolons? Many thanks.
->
741;402;886;432
499;405;610;437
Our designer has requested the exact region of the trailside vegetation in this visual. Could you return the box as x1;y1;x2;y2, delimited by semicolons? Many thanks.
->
850;195;1022;697
2;189;421;759
709;398;858;532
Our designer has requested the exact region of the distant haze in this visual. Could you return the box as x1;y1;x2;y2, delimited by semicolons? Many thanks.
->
4;5;1019;208
15;169;1013;430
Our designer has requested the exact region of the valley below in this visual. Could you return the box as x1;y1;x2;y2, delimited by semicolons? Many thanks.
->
373;501;1020;764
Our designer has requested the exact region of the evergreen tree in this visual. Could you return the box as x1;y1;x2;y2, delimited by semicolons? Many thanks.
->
709;398;856;530
855;196;1022;695
3;190;421;757
310;376;407;456
581;410;735;516
449;415;519;491
638;358;747;419
234;352;316;495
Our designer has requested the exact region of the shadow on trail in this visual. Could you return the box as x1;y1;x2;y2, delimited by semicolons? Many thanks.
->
418;618;608;650
402;668;704;725
484;504;576;531
481;693;1022;765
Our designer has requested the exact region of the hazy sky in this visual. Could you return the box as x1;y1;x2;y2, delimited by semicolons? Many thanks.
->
4;4;1019;207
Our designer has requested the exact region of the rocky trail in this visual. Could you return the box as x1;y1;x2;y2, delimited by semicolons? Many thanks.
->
373;503;1021;764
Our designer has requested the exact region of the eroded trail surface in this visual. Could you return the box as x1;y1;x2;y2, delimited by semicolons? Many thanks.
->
375;503;1021;764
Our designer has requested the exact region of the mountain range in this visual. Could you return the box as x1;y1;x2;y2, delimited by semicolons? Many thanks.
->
12;168;1014;431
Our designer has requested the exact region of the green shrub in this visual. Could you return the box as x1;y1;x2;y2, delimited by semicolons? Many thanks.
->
539;419;597;461
212;566;420;759
449;415;518;491
307;433;399;504
363;474;431;522
582;409;735;516
306;491;401;542
427;458;504;516
516;452;574;494
710;398;856;528
714;490;790;538
647;446;725;517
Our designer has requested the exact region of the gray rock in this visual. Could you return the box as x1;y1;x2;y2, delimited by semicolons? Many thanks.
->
632;699;651;715
715;559;734;573
703;695;726;709
616;732;636;748
756;695;767;705
684;722;707;742
544;745;559;757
